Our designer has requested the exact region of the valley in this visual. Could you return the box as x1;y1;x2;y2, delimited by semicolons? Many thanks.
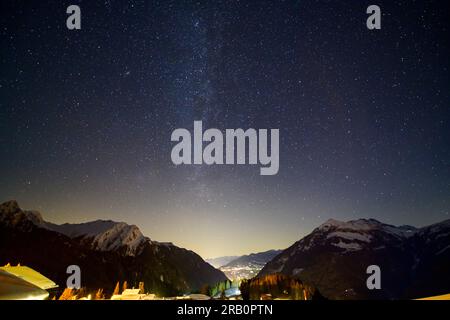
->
1;200;449;300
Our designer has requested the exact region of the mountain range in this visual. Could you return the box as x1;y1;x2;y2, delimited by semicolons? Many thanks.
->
2;199;449;299
222;249;283;268
205;256;239;269
0;200;227;296
217;249;283;280
259;218;450;299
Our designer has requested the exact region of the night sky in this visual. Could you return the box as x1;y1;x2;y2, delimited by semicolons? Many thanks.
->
1;1;449;258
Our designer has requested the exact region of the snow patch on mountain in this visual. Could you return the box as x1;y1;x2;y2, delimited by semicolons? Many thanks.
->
45;220;148;256
327;231;372;242
319;218;380;231
332;240;362;251
383;225;417;238
292;268;303;275
319;218;418;240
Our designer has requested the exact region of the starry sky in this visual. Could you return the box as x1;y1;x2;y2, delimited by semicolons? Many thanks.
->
1;0;449;258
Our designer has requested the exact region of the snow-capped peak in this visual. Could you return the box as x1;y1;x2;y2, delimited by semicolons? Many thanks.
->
87;222;147;255
318;218;382;231
318;218;417;238
45;220;149;256
297;218;419;253
0;200;149;256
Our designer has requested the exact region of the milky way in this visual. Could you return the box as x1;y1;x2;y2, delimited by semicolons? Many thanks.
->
0;0;449;257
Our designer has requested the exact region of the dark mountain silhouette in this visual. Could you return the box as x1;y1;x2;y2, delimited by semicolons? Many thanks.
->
218;249;283;280
259;218;450;299
222;249;283;269
205;256;239;268
0;200;227;296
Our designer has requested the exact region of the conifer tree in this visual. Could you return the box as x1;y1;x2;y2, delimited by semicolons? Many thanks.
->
59;288;75;300
113;281;120;295
95;288;104;300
